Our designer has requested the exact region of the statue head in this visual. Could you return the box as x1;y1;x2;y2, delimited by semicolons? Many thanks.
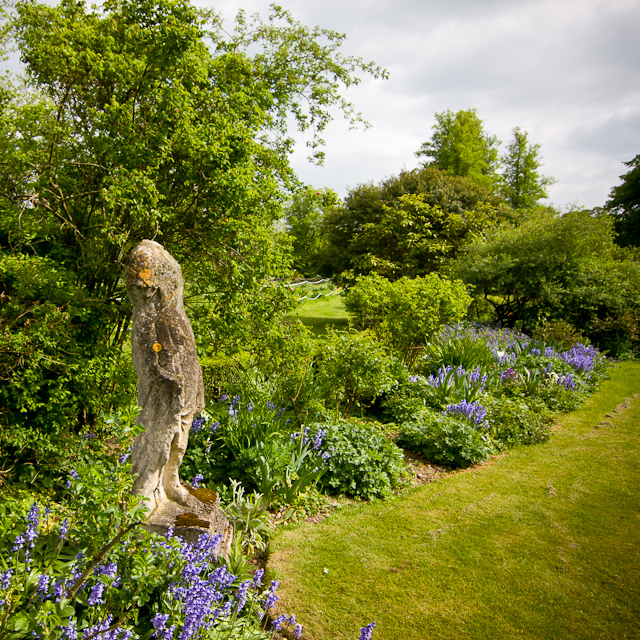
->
126;240;184;311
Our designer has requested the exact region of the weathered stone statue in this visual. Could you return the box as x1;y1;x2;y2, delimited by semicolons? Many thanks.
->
126;240;231;551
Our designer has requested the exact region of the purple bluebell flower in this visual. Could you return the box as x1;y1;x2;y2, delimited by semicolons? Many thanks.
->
409;375;419;383
97;562;118;579
191;417;206;433
152;613;170;635
191;474;204;489
119;451;130;464
209;421;220;433
12;534;25;552
247;403;253;412
262;580;280;611
444;400;487;426
236;579;251;612
267;401;275;411
253;568;264;587
53;579;66;602
294;623;303;638
312;429;326;450
220;393;229;401
359;622;377;640
60;617;77;640
272;615;287;630
88;582;105;606
37;574;49;597
0;569;12;591
228;406;237;419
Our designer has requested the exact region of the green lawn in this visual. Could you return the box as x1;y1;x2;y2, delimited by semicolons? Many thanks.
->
268;363;640;640
288;293;349;337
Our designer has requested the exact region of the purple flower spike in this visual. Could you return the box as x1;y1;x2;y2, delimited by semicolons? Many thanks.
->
0;569;12;591
12;534;25;552
191;474;204;489
60;617;77;640
37;574;49;598
152;613;169;634
272;615;287;630
59;518;70;541
191;417;206;433
88;582;105;606
262;580;280;611
359;622;377;640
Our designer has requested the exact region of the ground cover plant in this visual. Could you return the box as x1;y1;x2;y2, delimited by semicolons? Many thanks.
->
268;362;640;640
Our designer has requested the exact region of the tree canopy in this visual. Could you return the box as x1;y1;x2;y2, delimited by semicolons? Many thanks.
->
499;127;555;209
320;166;509;281
453;209;640;349
606;154;640;248
0;0;385;459
416;109;500;188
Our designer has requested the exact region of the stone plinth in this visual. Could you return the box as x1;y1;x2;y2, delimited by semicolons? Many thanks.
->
144;486;233;555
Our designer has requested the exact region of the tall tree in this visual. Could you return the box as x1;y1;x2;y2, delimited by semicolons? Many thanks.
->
284;187;339;277
499;127;555;209
606;154;640;248
0;0;384;463
416;109;500;188
321;166;509;281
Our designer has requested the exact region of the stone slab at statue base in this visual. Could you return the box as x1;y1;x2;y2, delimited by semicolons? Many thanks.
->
143;486;233;557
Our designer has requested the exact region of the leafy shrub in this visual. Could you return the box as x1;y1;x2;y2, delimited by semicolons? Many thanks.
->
532;318;590;351
315;330;399;415
396;411;495;469
343;273;471;367
0;253;135;479
316;418;406;499
483;395;552;449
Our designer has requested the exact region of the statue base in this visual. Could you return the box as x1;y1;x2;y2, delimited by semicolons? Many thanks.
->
143;486;233;557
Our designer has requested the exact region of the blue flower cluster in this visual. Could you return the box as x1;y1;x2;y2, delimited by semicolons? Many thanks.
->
445;400;488;426
2;498;299;640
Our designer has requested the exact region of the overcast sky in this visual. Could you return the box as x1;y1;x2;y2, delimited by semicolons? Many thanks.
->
205;0;639;209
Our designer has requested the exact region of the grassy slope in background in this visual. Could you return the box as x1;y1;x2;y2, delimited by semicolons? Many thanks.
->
268;363;640;640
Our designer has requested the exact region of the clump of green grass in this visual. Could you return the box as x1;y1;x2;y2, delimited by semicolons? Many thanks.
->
268;363;640;640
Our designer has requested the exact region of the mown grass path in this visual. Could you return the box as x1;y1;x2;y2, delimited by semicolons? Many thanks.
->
268;363;640;640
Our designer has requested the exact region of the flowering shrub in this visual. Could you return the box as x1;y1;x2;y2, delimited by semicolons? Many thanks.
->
316;418;406;499
396;411;496;469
